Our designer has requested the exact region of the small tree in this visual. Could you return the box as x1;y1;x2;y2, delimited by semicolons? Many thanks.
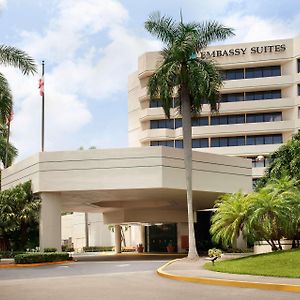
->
0;181;40;250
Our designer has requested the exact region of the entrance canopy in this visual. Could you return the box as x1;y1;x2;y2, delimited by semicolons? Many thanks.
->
2;146;252;224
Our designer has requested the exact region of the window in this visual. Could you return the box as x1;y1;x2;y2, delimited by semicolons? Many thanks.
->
221;93;244;102
246;112;282;123
192;117;209;126
149;98;176;108
246;134;283;145
298;59;300;73
221;69;244;80
175;140;183;148
245;90;281;101
245;66;281;79
150;119;174;129
149;99;162;108
249;157;270;168
211;136;245;147
175;118;182;128
211;114;245;125
298;84;300;96
192;138;209;148
150;140;174;147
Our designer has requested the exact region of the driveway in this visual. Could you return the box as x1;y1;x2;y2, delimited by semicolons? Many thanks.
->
0;260;299;300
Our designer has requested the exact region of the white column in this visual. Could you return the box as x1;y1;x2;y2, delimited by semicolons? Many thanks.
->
114;225;122;253
39;193;62;251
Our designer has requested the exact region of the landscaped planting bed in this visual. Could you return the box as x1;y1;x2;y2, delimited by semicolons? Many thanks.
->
204;248;300;278
14;252;71;264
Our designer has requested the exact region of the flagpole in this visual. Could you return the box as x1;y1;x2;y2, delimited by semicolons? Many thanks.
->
41;60;45;152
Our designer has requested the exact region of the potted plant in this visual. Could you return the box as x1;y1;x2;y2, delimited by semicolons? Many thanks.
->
166;241;175;253
136;243;144;253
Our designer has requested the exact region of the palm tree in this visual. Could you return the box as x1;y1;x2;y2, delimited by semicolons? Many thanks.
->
210;192;250;248
0;45;37;167
257;132;300;189
145;12;234;259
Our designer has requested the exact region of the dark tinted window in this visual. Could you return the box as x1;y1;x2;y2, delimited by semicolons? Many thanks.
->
211;136;245;147
175;118;182;128
150;119;174;129
150;99;162;108
192;117;209;126
246;134;282;145
245;90;281;101
192;139;209;148
211;114;245;125
150;140;174;147
245;66;281;79
222;69;244;80
221;93;244;102
298;59;300;73
175;140;183;148
246;112;282;123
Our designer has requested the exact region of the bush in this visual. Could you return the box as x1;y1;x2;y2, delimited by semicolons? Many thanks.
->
43;248;57;253
208;248;222;258
83;246;113;252
0;251;25;258
14;252;70;264
62;245;74;252
0;254;2;260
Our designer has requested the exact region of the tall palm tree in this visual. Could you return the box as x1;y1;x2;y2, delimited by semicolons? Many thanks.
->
0;45;37;167
145;12;234;259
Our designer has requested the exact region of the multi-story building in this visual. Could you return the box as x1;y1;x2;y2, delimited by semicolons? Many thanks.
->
128;37;300;185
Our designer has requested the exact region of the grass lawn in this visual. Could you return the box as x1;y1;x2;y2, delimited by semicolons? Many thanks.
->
204;248;300;278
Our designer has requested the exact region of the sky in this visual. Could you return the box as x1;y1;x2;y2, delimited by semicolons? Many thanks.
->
1;0;300;160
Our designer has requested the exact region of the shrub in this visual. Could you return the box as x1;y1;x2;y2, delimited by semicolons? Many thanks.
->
14;252;70;264
83;246;113;252
43;248;57;253
0;254;2;260
62;245;74;252
208;248;222;258
0;251;25;258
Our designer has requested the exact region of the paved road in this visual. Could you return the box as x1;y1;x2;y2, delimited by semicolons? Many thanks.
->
0;260;299;300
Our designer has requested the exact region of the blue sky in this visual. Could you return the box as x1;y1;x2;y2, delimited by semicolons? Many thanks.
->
0;0;300;160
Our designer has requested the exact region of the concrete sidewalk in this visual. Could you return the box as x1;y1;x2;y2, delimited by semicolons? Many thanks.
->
158;258;300;292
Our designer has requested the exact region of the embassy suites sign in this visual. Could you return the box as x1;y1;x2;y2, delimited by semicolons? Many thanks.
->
200;44;286;59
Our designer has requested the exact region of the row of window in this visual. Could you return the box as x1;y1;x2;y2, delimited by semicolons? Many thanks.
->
221;66;281;81
149;90;281;108
211;134;282;147
150;134;283;149
150;112;282;129
221;90;281;103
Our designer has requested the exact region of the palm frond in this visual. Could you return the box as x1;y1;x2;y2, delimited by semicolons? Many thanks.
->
0;72;13;122
0;45;37;75
145;11;177;45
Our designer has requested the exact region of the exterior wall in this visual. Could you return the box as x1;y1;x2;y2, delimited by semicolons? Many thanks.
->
128;37;300;183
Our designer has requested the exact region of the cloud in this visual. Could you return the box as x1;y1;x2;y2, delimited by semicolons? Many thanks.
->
4;0;160;160
223;13;300;43
0;0;6;12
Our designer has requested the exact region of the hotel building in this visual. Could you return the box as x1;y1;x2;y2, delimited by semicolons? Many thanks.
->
128;36;300;186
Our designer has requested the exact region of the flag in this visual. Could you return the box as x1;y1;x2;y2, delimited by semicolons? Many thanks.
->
38;76;44;96
5;110;13;126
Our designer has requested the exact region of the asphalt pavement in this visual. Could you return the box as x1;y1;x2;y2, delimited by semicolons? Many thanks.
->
0;259;299;300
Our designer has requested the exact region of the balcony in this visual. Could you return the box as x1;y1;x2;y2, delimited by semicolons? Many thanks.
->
222;75;293;92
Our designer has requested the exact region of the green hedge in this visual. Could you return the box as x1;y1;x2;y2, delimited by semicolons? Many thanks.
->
43;248;57;253
0;251;25;258
83;246;114;252
14;252;70;264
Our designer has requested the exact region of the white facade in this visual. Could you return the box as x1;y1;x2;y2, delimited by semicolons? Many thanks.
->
128;36;300;185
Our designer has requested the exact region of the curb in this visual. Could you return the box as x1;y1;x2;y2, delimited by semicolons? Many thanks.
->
0;260;73;268
157;259;300;293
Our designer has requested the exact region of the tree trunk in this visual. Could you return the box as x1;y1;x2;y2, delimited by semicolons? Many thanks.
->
85;212;89;248
277;239;282;250
181;84;199;260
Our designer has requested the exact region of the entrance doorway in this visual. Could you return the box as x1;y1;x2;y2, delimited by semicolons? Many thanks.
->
145;223;177;252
